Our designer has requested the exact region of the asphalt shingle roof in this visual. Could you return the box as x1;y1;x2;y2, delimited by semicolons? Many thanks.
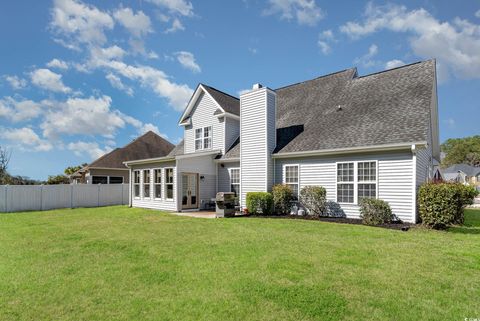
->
442;164;480;177
167;139;185;157
202;84;240;116
89;131;175;168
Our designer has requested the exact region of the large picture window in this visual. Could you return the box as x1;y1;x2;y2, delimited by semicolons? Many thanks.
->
133;170;140;198
284;165;299;199
154;169;162;199
109;176;123;184
92;176;108;184
194;126;212;151
230;168;240;196
143;169;150;199
336;161;377;204
165;168;174;199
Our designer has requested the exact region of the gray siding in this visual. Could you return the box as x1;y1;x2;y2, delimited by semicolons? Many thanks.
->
184;92;225;154
225;116;240;151
131;161;177;211
416;147;431;187
240;88;276;206
266;91;276;191
217;162;240;193
274;151;416;223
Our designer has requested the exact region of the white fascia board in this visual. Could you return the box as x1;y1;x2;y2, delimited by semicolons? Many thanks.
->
213;158;240;163
175;149;222;160
123;156;176;167
178;84;226;125
215;112;240;120
272;141;428;159
88;167;129;171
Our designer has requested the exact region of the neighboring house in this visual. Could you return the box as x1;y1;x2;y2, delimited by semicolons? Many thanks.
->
71;131;174;184
124;60;440;223
440;164;480;185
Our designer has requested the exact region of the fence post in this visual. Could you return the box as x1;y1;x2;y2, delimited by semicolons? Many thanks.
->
98;184;100;207
70;184;73;209
121;183;124;205
4;185;7;213
40;184;43;211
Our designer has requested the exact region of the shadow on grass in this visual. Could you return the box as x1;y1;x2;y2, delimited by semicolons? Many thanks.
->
448;226;480;235
448;209;480;234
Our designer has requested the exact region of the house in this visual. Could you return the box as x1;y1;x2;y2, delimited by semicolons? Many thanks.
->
441;164;480;186
124;60;440;223
71;131;174;184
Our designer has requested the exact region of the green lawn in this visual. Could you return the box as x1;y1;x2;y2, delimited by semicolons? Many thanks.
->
1;207;480;321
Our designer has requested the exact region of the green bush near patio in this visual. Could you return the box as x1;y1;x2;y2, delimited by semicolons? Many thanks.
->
272;184;294;215
1;206;480;321
246;192;273;215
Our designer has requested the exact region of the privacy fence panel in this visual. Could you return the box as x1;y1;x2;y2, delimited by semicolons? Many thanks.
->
0;184;130;213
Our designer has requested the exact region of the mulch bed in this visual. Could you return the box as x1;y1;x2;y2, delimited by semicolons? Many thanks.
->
235;214;412;231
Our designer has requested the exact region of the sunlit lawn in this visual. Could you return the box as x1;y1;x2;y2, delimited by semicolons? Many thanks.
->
1;206;479;321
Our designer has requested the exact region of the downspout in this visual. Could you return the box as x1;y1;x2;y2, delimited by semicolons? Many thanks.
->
128;167;132;208
411;144;417;223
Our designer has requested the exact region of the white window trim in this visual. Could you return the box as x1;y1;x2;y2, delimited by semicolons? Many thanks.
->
335;160;378;205
229;167;240;195
282;164;300;198
142;169;151;200
133;170;141;199
165;167;175;200
194;126;213;151
153;168;163;200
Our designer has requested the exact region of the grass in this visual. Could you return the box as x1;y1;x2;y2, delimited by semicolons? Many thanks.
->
1;207;480;321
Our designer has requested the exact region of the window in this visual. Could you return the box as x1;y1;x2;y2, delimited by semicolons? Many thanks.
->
336;161;377;204
165;168;174;199
195;128;203;151
92;176;108;184
133;171;140;198
194;126;213;151
230;168;240;196
154;169;162;199
143;169;150;198
284;165;299;199
357;161;376;202
109;176;123;184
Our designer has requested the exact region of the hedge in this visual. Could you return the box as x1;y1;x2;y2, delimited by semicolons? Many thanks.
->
359;198;393;225
299;186;327;216
246;192;273;215
272;184;294;215
418;182;478;229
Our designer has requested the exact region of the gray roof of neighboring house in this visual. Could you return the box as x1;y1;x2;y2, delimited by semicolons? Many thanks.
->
216;60;435;160
167;139;185;157
202;84;240;116
442;164;480;177
88;131;175;169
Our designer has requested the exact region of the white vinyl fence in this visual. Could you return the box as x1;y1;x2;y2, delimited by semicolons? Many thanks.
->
0;184;129;213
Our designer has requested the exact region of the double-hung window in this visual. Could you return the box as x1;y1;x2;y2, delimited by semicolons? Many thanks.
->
133;170;140;198
143;169;150;199
194;126;212;151
154;169;162;199
230;168;240;196
336;161;377;204
165;168;174;199
284;165;299;199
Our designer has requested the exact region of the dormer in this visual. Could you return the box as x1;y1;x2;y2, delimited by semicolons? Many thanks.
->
178;84;240;155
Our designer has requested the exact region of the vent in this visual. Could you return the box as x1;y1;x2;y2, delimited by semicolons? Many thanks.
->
252;83;263;90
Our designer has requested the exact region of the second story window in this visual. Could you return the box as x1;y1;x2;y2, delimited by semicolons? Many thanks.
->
194;126;213;151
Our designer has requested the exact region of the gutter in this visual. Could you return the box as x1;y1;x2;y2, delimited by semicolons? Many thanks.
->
272;141;428;159
175;150;222;160
123;156;176;167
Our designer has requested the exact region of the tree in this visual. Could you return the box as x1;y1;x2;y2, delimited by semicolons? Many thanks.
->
0;146;11;184
441;135;480;168
46;175;70;185
64;163;88;176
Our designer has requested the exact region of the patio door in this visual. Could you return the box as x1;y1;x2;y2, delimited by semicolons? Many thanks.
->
182;173;198;209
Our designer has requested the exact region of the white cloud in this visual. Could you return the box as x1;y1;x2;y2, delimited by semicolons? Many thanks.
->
67;141;112;159
138;123;168;139
46;58;69;70
317;41;331;55
50;0;114;48
147;0;194;17
4;75;27;90
113;7;153;38
248;47;258;55
105;73;134;96
174;51;201;73
340;3;480;80
444;117;456;129
317;30;335;55
0;97;43;122
30;68;71;93
238;88;251;96
264;0;324;26
385;59;406;69
475;10;480;18
0;127;53;151
40;95;129;139
165;18;185;33
354;44;379;68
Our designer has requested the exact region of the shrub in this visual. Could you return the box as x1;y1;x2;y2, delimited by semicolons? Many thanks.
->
246;192;273;215
418;182;478;229
272;184;294;215
359;198;393;226
299;186;327;216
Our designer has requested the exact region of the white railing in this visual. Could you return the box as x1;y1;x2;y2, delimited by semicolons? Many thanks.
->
0;184;129;213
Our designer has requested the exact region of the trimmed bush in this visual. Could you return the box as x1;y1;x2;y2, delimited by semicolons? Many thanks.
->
418;182;479;229
272;184;294;215
359;198;393;226
246;192;273;215
299;186;327;216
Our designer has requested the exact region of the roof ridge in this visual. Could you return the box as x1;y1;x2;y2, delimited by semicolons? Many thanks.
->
275;68;358;91
355;59;435;80
202;83;239;100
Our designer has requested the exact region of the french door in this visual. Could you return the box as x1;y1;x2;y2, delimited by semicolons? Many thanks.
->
182;173;198;209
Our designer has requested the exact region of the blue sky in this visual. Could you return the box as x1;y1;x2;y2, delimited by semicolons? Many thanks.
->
0;0;479;180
